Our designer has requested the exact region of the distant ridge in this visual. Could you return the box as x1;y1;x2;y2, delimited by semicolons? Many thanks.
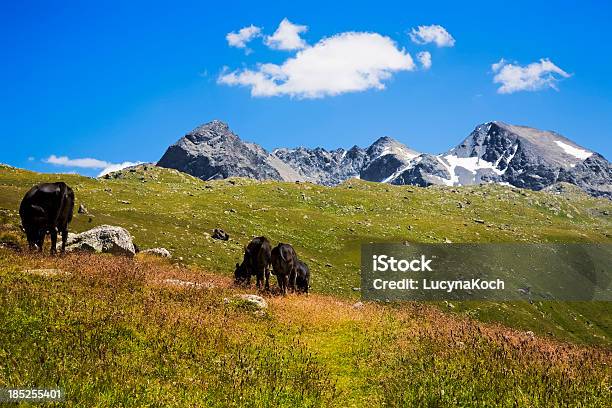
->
157;120;612;198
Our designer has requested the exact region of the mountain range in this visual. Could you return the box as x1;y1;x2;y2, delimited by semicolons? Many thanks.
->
157;120;612;198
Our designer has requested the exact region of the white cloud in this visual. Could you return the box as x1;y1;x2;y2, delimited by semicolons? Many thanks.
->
219;32;415;98
409;24;455;47
97;161;144;177
491;58;571;94
226;25;262;50
44;155;111;168
265;18;308;50
491;58;506;72
417;51;432;70
43;155;143;177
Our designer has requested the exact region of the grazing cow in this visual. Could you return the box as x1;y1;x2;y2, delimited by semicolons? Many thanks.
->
293;259;310;294
235;236;272;289
19;182;75;254
271;243;297;295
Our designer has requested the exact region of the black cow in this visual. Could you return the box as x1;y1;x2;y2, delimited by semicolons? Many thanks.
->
235;236;272;289
271;243;297;295
19;182;75;254
293;259;310;294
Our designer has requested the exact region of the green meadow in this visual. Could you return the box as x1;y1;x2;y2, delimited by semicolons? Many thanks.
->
0;164;610;406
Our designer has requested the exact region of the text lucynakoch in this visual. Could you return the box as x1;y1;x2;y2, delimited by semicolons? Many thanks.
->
372;278;505;292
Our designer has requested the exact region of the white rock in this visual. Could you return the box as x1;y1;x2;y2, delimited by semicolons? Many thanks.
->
141;247;172;258
60;225;136;257
23;268;71;278
235;294;268;309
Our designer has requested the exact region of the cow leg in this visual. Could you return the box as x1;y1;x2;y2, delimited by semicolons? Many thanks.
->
255;269;263;289
50;228;58;255
264;268;270;291
61;229;68;253
289;268;297;293
37;234;44;253
282;274;289;296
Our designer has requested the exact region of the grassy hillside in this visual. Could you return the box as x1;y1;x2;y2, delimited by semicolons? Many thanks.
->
0;251;610;407
0;164;611;346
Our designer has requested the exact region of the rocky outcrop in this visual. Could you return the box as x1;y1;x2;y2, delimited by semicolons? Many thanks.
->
61;225;136;257
273;136;421;185
272;145;368;185
390;154;451;186
557;153;612;198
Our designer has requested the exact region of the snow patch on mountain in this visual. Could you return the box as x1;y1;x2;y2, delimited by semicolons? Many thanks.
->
382;157;421;183
378;145;420;161
554;140;592;161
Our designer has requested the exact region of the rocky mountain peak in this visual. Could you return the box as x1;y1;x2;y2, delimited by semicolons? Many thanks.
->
371;136;397;146
157;120;611;198
359;136;421;183
186;120;234;144
366;136;419;159
197;119;230;132
157;121;288;182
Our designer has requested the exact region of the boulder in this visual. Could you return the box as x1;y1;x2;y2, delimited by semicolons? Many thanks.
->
141;247;172;258
61;225;136;257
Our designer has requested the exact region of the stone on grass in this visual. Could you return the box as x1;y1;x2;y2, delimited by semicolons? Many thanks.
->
212;228;229;241
78;203;88;214
141;247;172;258
23;268;71;278
60;225;136;257
224;294;268;310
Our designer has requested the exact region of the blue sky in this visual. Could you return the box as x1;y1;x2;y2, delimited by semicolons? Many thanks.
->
1;0;611;177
